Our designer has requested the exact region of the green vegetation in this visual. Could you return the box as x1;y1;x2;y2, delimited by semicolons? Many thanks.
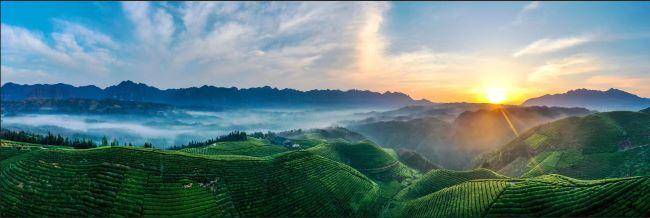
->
395;168;508;200
279;127;368;142
180;138;289;157
306;140;420;184
1;140;648;217
476;111;650;179
389;175;649;217
0;146;382;217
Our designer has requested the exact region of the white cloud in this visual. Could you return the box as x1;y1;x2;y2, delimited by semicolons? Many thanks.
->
528;54;601;81
1;23;119;78
511;1;541;26
513;36;591;57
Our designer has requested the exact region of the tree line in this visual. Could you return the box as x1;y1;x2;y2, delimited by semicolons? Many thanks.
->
0;129;96;149
168;131;248;150
1;129;153;149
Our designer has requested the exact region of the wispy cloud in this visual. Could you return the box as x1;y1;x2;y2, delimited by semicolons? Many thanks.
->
511;1;540;26
513;36;591;57
528;54;600;81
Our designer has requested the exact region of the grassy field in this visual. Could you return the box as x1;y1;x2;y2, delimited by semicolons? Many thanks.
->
1;140;648;217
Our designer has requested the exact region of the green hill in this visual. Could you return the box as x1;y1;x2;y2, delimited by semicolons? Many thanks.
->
388;174;649;217
641;107;650;113
279;127;368;142
0;146;383;217
395;168;508;200
306;141;420;184
476;111;650;179
1;141;649;217
179;138;290;157
347;117;461;168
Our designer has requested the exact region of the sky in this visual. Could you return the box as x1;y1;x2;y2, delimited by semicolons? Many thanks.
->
1;2;649;103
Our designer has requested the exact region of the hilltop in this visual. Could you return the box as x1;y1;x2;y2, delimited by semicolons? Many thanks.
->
0;81;419;109
522;88;650;111
475;111;650;179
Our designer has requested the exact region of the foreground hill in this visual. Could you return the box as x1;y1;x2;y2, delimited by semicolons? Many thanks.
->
523;88;650;111
1;142;648;217
476;111;650;179
0;81;418;108
388;174;649;217
0;146;383;217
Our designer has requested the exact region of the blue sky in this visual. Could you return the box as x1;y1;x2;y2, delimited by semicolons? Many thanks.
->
2;2;649;102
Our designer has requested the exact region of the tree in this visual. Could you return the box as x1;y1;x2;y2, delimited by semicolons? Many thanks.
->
101;136;109;147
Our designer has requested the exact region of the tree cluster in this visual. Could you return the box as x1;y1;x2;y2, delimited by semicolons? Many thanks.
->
0;129;96;149
168;131;248;150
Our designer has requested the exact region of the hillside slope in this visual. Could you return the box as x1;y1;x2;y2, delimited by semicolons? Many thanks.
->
348;106;592;170
476;111;650;179
0;147;383;217
179;138;290;157
388;174;650;217
2;142;648;217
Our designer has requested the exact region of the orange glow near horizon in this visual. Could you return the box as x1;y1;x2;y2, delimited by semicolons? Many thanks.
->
486;87;508;104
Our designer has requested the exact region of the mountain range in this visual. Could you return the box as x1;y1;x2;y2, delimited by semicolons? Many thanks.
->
523;88;650;111
1;81;420;108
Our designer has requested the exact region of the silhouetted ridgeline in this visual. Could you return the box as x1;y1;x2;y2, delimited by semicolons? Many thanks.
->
522;88;650;111
1;81;420;108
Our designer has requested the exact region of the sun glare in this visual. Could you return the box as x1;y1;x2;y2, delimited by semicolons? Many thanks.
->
486;87;507;104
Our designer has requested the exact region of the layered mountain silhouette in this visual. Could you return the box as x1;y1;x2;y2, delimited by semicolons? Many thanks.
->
1;81;418;108
522;88;650;111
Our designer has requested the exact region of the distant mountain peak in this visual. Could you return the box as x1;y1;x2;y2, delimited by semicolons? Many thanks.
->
523;88;649;111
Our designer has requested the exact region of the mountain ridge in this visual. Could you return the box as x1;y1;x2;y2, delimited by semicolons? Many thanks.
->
522;88;650;111
1;81;420;108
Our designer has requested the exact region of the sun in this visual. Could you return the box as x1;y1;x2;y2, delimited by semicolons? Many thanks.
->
485;87;507;104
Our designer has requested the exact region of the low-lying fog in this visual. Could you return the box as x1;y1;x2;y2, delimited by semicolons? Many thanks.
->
1;108;381;148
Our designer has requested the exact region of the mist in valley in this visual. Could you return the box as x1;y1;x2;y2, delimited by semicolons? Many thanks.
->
0;107;384;148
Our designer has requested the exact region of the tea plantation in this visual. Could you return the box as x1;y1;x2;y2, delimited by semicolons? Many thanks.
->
476;111;650;179
1;141;649;217
180;138;290;157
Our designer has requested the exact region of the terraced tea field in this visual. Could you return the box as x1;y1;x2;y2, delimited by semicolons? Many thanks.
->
389;174;650;217
0;146;382;217
180;138;290;157
477;111;650;179
1;141;649;217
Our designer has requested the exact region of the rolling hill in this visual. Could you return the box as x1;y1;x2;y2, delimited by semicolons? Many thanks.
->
476;111;650;179
522;88;650;111
1;140;648;217
388;174;649;217
0;146;383;217
452;106;593;153
179;138;290;157
348;106;592;170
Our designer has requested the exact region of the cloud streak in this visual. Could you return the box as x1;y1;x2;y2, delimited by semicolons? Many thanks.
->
528;54;600;81
513;36;591;57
